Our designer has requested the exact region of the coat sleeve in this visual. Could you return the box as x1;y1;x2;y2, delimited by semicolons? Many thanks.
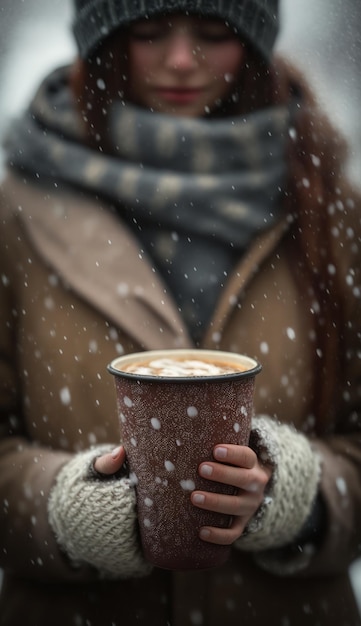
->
0;194;92;582
0;203;152;584
0;271;100;581
0;198;130;584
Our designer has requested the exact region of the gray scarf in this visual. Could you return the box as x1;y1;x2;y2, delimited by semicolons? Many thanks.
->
5;66;290;342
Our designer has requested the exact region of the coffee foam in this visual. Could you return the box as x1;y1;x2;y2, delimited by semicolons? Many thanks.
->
123;357;246;377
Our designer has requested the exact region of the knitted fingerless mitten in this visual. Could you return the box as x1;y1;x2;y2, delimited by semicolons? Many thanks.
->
236;415;321;553
48;446;152;579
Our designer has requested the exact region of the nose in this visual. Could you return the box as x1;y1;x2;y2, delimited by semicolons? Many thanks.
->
165;34;198;72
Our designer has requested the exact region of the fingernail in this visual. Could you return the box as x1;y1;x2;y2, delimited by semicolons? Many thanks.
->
214;447;227;460
200;528;211;540
200;464;213;477
111;446;122;459
192;493;205;505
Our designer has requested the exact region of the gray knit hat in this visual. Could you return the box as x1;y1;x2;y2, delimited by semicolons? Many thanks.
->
73;0;279;61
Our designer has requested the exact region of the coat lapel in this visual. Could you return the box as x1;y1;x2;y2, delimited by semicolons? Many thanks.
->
8;176;192;350
202;218;291;347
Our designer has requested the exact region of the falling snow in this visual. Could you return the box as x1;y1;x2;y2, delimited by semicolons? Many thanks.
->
44;296;54;310
129;472;138;486
286;327;296;341
88;340;98;354
59;387;71;406
96;78;106;90
190;610;204;625
336;476;348;496
151;417;161;430
117;282;130;297
260;341;269;354
180;479;196;491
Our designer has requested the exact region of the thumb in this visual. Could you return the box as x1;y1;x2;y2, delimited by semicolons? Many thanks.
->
93;445;126;475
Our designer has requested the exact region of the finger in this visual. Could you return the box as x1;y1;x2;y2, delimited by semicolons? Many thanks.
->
191;490;262;517
199;517;246;545
93;445;126;475
213;444;257;469
198;461;268;492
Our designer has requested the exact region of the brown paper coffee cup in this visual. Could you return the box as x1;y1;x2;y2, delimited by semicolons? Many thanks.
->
108;349;261;570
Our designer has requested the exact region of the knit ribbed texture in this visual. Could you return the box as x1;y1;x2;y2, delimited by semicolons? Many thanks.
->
73;0;279;60
236;415;321;552
47;420;319;577
48;446;152;579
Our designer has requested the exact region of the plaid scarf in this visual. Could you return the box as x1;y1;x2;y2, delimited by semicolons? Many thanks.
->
5;66;290;342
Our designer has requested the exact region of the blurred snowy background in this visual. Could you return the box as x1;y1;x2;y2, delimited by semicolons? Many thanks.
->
0;0;360;605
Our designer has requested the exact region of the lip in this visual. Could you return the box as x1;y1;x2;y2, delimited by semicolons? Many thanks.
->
155;87;203;104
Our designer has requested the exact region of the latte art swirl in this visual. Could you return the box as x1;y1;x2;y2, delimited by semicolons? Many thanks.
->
123;357;247;377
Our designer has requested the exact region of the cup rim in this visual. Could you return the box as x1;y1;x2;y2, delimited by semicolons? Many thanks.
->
107;349;262;383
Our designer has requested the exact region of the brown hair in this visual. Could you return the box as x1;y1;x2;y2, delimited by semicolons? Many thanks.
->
70;38;352;434
273;57;351;433
70;31;128;149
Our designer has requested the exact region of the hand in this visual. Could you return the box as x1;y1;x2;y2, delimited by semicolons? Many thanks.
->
48;445;151;579
93;445;126;475
190;444;272;545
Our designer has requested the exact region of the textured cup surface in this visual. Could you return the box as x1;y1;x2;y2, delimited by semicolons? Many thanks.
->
108;349;261;570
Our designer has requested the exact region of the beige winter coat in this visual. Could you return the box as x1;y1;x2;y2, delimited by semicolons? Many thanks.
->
1;171;361;625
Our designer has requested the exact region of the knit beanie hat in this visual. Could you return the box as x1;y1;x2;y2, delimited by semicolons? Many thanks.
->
73;0;279;62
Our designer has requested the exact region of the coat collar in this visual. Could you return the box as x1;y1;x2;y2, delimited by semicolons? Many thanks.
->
4;174;291;349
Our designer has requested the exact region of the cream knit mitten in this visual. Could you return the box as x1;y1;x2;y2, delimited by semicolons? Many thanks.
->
48;446;152;579
236;415;321;555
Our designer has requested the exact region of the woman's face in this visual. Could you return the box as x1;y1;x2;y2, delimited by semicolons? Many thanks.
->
126;14;245;117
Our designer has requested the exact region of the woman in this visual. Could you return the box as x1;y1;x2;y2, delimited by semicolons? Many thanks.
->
1;1;361;624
